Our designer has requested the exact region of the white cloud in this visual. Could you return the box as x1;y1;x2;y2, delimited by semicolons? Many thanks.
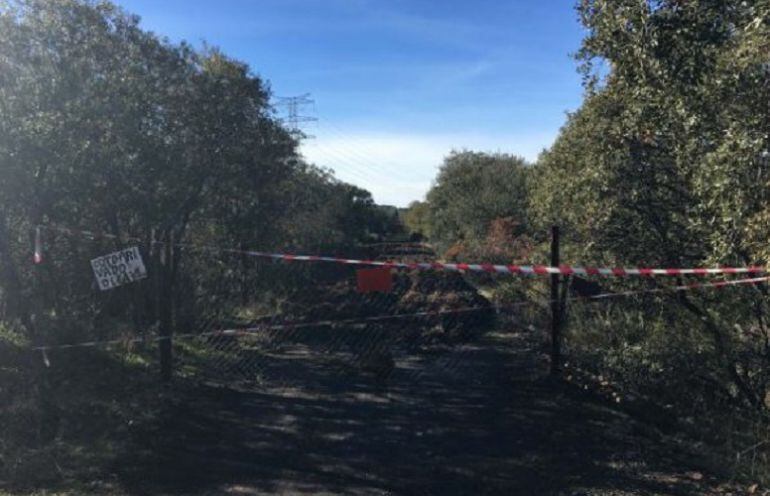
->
300;130;554;207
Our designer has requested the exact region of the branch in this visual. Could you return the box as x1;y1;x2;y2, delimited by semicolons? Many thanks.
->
677;290;763;411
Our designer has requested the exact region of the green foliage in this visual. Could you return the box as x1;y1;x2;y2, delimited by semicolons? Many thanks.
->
404;0;770;474
0;1;407;485
418;151;531;255
402;200;431;239
0;0;393;342
2;0;770;485
527;0;770;473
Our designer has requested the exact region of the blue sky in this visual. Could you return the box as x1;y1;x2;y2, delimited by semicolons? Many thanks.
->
116;0;586;206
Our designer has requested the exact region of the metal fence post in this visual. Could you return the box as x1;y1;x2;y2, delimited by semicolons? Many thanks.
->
550;225;562;376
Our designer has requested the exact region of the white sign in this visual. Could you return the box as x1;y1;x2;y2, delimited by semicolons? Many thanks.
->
90;247;147;291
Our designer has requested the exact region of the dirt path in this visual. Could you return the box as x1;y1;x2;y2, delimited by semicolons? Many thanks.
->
114;329;729;495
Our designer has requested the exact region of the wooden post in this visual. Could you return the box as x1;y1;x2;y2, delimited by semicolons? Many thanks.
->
550;225;562;376
159;231;173;382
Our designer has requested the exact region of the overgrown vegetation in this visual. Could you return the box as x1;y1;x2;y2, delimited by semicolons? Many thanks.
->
0;0;409;335
404;151;532;261
0;0;405;488
3;0;770;490
406;0;770;481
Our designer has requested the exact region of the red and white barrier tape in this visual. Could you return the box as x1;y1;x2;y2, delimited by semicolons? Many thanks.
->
226;253;767;277
38;223;768;277
31;275;769;353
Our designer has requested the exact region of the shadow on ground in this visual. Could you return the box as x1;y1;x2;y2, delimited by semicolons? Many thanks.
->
110;329;722;496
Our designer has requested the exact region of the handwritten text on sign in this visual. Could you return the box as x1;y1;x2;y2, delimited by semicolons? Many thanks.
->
90;247;147;291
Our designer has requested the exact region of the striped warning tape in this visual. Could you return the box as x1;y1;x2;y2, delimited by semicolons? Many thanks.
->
31;275;769;353
38;223;767;277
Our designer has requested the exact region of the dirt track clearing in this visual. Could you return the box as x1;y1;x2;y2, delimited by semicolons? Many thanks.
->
98;327;740;496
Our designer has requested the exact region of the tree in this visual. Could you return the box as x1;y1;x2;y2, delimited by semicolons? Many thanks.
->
423;151;530;254
530;0;770;413
0;0;390;353
402;201;431;239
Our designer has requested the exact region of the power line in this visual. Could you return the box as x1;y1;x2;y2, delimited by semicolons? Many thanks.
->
315;120;427;184
305;140;405;186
